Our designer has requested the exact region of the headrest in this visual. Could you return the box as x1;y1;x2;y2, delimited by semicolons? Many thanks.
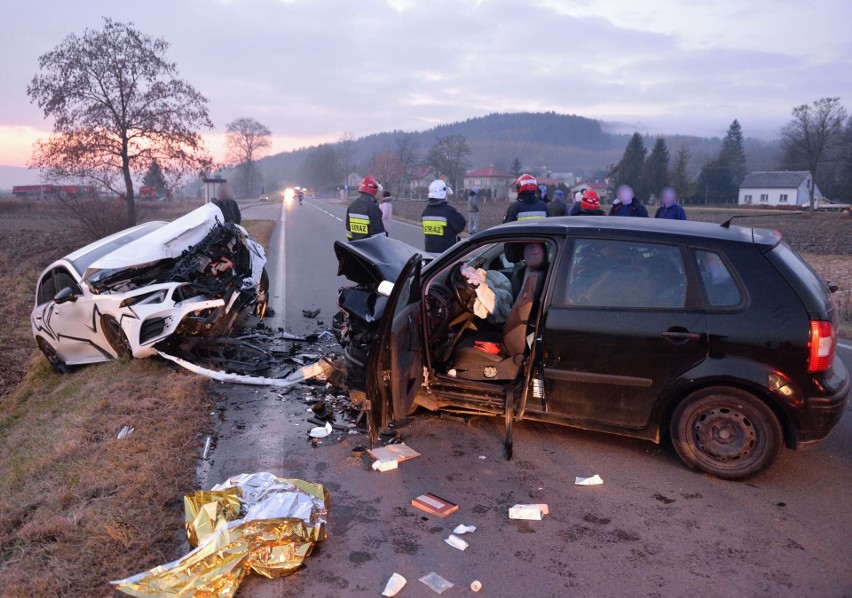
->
524;243;546;269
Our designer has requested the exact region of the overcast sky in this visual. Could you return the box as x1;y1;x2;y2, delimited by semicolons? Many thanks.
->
1;0;850;167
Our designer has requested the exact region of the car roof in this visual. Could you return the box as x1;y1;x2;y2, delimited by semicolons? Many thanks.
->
480;216;782;247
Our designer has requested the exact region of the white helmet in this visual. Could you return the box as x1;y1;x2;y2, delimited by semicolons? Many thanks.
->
428;179;452;200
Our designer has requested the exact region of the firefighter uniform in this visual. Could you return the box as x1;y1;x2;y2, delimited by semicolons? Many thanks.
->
422;199;466;253
346;193;385;241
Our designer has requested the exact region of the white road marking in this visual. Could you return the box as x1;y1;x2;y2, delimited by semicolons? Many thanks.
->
271;200;287;328
838;341;852;352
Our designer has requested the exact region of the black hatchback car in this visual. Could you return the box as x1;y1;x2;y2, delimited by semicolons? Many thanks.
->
333;218;848;480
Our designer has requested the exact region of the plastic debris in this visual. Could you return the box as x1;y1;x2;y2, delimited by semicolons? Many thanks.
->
308;422;332;438
368;443;421;465
508;504;549;520
116;425;134;440
302;309;321;318
381;573;407;597
419;572;454;594
444;534;468;551
471;580;483;592
372;458;399;472
453;524;477;535
112;472;329;597
575;474;604;486
202;436;213;460
478;455;487;460
156;349;331;387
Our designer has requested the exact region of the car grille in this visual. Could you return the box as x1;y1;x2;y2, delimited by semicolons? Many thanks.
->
140;317;167;344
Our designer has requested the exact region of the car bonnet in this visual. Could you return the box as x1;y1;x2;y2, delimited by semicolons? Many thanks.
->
83;203;225;278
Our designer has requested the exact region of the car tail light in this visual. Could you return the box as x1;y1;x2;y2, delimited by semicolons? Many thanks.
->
808;320;836;373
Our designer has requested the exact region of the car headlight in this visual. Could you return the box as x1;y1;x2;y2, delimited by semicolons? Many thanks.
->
120;289;167;308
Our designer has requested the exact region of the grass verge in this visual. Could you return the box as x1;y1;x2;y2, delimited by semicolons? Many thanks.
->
0;357;211;596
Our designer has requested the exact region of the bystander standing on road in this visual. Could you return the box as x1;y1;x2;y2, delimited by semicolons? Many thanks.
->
379;190;393;234
609;184;648;217
575;189;606;215
569;190;584;215
549;189;569;216
467;187;480;234
654;186;688;220
345;176;385;241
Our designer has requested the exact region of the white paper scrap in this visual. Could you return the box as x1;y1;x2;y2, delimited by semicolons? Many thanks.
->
308;422;332;438
508;503;549;520
371;458;399;472
575;474;604;486
453;524;477;535
444;534;469;551
381;573;407;597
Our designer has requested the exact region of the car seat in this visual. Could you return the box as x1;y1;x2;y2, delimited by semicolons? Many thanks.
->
452;243;547;381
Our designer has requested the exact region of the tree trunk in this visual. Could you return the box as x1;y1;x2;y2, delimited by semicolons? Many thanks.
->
808;171;816;212
122;141;136;227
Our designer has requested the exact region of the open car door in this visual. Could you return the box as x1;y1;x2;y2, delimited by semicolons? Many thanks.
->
366;254;424;443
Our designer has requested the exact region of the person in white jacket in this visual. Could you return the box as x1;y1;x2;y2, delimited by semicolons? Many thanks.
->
379;191;393;235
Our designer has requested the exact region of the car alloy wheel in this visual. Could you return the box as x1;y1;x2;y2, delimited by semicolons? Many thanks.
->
101;315;132;358
37;337;68;374
671;386;783;480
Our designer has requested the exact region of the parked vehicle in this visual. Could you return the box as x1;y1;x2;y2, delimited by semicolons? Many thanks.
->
32;203;268;372
333;218;848;479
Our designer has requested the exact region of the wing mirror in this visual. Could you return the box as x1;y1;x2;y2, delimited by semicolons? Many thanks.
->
54;287;77;304
378;280;395;297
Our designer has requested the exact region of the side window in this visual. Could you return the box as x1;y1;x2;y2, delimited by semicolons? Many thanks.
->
695;250;742;307
37;272;56;305
53;268;81;296
566;239;687;308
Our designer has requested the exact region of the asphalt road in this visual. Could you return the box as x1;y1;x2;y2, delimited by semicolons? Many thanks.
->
202;196;852;598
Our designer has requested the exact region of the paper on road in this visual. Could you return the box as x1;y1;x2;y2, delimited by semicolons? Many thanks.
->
575;474;604;486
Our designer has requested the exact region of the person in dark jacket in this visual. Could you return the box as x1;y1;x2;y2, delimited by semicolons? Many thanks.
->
568;189;584;215
422;179;466;253
609;184;648;217
468;187;480;234
549;189;569;216
654;186;687;220
346;176;385;241
575;189;606;215
504;173;551;223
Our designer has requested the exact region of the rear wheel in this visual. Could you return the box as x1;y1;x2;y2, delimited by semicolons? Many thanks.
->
37;337;68;374
102;315;132;358
670;386;783;480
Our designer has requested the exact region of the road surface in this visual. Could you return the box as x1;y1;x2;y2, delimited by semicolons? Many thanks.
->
200;196;851;597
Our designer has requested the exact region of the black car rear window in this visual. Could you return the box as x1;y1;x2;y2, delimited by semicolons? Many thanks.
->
767;241;832;316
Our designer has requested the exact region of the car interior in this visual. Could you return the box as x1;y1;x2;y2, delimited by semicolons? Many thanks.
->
423;240;554;383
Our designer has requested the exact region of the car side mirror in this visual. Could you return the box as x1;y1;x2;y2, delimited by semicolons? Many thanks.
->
54;287;77;304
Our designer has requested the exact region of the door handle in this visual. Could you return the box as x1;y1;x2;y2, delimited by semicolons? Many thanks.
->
661;330;701;342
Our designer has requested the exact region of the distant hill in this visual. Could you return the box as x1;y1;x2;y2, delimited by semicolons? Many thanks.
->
252;111;781;193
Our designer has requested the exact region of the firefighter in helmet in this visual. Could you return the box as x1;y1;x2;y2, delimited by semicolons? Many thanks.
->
422;179;466;253
346;176;386;241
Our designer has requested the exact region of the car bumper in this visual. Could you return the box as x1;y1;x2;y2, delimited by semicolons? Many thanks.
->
791;362;850;449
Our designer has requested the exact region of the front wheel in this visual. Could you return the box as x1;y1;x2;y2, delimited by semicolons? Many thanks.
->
670;386;783;480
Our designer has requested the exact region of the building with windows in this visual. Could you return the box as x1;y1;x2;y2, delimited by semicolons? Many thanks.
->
462;165;515;194
737;171;820;207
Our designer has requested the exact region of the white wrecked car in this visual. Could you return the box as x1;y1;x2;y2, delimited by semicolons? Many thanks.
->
31;203;268;373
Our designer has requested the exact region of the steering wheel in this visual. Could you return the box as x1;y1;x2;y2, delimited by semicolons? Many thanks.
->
450;263;477;311
426;283;453;334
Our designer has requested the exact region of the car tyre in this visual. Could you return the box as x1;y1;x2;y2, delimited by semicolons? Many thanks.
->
36;337;68;374
102;315;132;358
670;386;783;480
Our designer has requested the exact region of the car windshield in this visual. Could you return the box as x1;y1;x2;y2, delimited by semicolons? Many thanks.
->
68;222;166;275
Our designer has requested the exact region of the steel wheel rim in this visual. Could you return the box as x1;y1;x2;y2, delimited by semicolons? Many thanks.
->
689;401;760;466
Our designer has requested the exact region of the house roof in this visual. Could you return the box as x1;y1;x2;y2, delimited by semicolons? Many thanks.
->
740;171;809;189
465;165;514;178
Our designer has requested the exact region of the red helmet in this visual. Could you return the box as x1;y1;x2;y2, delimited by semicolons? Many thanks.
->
358;176;380;196
515;173;537;194
581;188;601;210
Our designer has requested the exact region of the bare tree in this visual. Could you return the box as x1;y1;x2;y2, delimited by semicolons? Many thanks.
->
393;133;420;196
781;97;848;210
226;117;272;197
337;131;357;185
424;134;472;195
27;18;214;229
369;150;406;196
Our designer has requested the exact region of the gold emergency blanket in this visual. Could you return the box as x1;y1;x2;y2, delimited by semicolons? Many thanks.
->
112;472;330;597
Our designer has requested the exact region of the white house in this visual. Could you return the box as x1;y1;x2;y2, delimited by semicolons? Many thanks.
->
462;165;515;193
738;171;821;207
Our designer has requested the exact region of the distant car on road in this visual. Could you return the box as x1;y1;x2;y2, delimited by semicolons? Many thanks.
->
259;195;270;202
32;204;268;373
333;218;848;479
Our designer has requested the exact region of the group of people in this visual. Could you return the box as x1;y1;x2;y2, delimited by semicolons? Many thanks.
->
345;173;688;253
